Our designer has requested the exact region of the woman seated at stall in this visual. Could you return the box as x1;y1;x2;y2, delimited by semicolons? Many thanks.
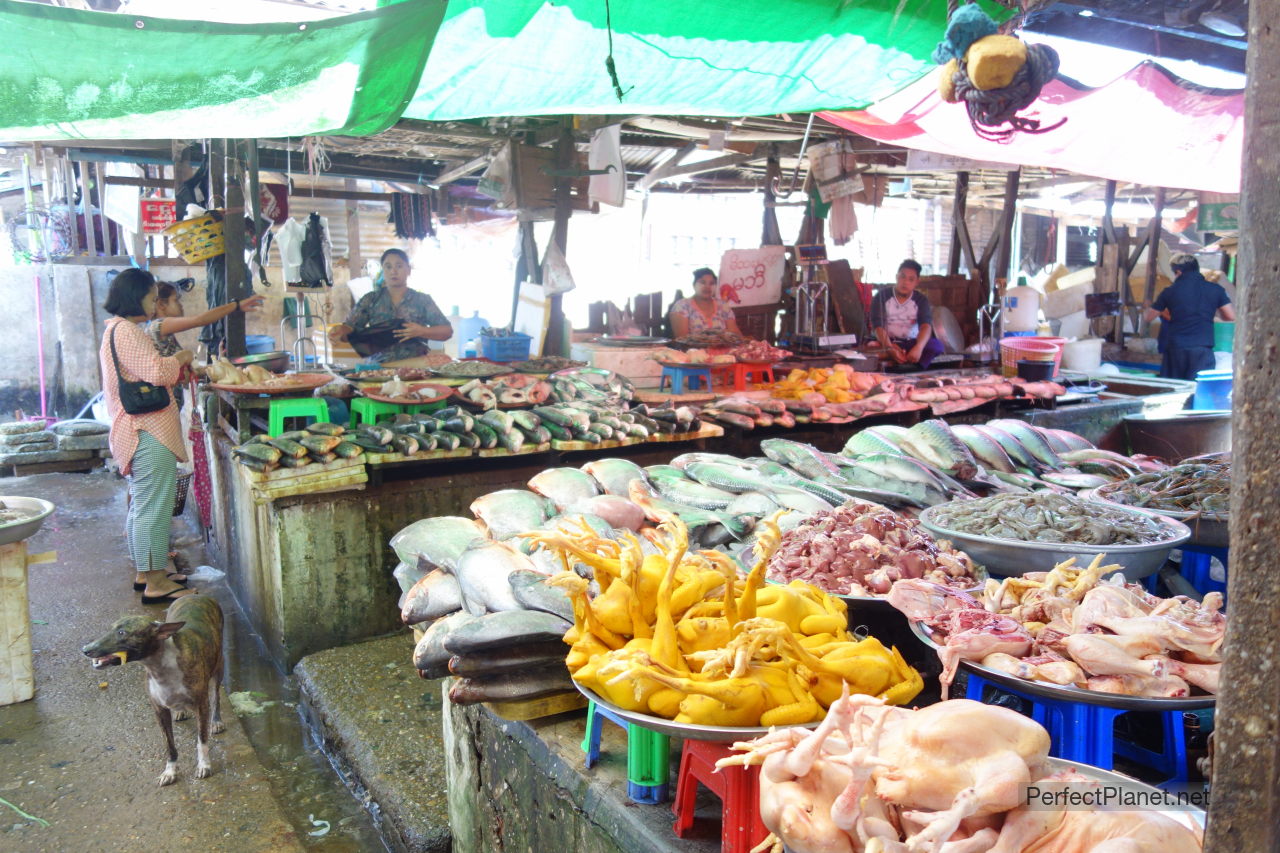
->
328;249;452;363
669;267;744;339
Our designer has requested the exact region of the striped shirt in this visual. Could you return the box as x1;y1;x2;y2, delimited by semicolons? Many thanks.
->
100;317;187;475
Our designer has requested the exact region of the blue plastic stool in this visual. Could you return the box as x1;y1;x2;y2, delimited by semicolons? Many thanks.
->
581;701;670;803
966;675;1189;787
659;365;713;394
266;397;329;436
1180;546;1228;600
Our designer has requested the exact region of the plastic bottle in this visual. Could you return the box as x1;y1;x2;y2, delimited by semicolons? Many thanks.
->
464;338;478;359
444;305;464;358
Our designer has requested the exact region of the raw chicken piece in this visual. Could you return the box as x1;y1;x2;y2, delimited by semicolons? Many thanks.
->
1166;659;1220;694
1062;634;1168;679
929;610;1033;698
1087;673;1191;697
981;653;1085;687
988;769;1202;853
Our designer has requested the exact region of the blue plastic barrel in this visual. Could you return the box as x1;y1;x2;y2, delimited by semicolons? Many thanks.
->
1193;370;1233;410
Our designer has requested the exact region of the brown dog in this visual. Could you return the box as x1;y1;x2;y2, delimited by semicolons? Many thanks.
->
82;594;225;785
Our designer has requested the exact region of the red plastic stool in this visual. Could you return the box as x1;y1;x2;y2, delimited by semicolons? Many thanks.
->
731;362;775;391
672;739;769;853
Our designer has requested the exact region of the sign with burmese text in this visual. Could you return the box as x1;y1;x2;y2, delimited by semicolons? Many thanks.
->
139;198;177;235
718;246;785;307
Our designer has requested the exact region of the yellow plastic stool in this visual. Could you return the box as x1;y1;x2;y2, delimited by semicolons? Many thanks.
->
267;397;329;436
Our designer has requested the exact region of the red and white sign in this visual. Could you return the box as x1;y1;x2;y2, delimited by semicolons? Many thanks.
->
717;246;786;307
140;198;177;234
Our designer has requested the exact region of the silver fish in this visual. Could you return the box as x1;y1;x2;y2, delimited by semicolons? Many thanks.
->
470;490;556;541
864;425;909;448
1044;428;1094;452
767;487;835;515
841;430;902;457
760;438;843;480
507;570;574;622
401;569;463;626
455;540;534;616
684;461;776;494
724;491;781;518
442;609;572;655
447;666;574;705
391;516;488;571
448;643;568;677
413;610;479;675
582;458;647;496
670;452;748;470
644;464;689;482
628;480;750;537
393;561;429;596
951;424;1018;474
988;419;1063;470
653;477;739;510
973;425;1042;473
529;467;602;510
899;419;980;480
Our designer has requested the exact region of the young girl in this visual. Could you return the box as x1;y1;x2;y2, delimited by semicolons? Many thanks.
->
147;283;265;353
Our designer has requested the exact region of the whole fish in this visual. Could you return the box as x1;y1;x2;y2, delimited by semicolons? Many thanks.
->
973;424;1043;473
390;516;488;571
841;430;902;457
898;419;980;480
628;480;749;538
448;642;568;677
413;610;479;676
644;464;688;482
470;490;555;541
393;561;429;596
401;569;463;625
507;570;574;622
989;470;1041;490
1044;427;1094;452
683;461;776;494
951;424;1017;473
1041;472;1113;490
454;540;533;616
1058;448;1141;474
864;425;909;448
570;495;646;531
1034;427;1072;455
760;438;843;480
988;419;1063;470
442;609;572;655
446;665;574;705
746;460;849;507
767;487;836;515
529;467;601;510
652;477;739;511
724;491;781;518
669;452;746;470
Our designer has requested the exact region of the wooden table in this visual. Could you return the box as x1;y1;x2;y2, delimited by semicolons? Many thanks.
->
0;541;56;706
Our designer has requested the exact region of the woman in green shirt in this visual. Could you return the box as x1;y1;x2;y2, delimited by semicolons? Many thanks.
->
329;249;452;362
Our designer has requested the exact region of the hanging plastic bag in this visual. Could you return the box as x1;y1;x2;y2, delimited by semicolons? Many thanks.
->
541;240;576;297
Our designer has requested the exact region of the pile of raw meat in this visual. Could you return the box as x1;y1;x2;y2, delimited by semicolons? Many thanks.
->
888;556;1224;699
767;502;981;596
725;690;1203;853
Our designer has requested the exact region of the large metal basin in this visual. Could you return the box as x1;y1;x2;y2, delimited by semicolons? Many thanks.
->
1084;484;1229;550
919;504;1190;581
0;496;55;546
1123;410;1231;461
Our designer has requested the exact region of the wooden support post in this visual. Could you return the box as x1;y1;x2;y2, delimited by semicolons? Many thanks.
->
78;159;97;257
1204;3;1280;847
544;121;574;357
1096;179;1118;268
1139;187;1165;318
94;161;114;255
993;169;1020;288
345;178;363;278
223;140;247;358
948;171;969;276
62;154;79;256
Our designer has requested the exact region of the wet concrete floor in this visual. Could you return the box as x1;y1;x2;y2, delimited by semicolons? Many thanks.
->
0;471;389;852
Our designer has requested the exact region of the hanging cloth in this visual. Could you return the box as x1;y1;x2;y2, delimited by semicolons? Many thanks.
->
298;212;332;288
276;217;305;284
389;192;435;239
588;125;625;208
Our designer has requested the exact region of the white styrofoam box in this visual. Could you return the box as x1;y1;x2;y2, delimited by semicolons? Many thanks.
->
1043;282;1094;320
569;343;664;385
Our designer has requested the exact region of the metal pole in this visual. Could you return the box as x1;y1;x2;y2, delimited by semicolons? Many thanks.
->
223;140;247;358
1203;0;1280;846
545;120;574;356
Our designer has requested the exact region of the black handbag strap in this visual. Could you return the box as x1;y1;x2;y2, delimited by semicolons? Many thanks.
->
108;320;146;385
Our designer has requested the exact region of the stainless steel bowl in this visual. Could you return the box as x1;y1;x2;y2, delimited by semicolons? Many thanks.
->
0;496;55;546
918;504;1191;581
1082;485;1229;550
232;351;290;373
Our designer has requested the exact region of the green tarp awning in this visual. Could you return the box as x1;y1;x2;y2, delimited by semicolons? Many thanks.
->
0;0;1006;140
0;0;444;141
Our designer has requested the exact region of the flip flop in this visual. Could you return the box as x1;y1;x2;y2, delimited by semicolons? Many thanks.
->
141;586;196;605
133;573;189;591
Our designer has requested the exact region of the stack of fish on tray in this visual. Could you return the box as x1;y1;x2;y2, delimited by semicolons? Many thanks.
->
231;422;363;472
840;417;1167;503
544;367;635;404
394;515;578;705
455;374;553;409
888;555;1225;699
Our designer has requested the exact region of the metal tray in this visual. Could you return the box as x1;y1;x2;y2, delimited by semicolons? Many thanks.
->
1083;485;1228;550
573;684;820;742
910;622;1215;711
767;571;987;613
592;335;671;348
918;504;1190;581
209;372;334;396
0;496;55;546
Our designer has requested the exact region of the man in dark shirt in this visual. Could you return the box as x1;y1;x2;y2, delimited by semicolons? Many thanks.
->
1144;254;1235;381
869;259;944;368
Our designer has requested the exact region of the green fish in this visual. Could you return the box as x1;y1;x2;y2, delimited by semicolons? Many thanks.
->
899;419;981;480
988;419;1063;470
951;424;1017;473
841;430;902;457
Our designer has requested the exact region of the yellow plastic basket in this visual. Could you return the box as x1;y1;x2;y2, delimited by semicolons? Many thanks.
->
162;212;225;263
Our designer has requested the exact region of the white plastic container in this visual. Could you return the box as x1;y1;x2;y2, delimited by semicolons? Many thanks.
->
443;305;464;358
1002;286;1041;332
1062;337;1104;371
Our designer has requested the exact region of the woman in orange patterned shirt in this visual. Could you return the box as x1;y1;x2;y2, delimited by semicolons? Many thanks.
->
99;269;196;603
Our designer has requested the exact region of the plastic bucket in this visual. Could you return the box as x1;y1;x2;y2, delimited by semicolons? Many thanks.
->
245;334;276;354
1061;338;1103;372
1193;370;1233;410
1016;359;1056;381
999;338;1061;378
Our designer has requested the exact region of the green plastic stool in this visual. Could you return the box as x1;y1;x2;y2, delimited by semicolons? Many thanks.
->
581;700;670;803
349;397;445;427
267;397;329;437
